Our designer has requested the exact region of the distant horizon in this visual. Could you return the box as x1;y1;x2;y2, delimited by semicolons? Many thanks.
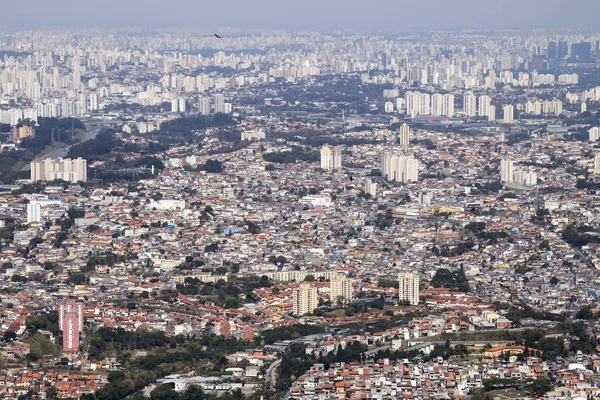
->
3;0;600;33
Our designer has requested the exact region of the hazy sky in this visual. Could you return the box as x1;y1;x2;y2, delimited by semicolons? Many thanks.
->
4;0;600;32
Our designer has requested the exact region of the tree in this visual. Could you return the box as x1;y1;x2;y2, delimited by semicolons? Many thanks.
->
203;159;223;173
529;377;553;396
550;276;559;285
304;274;315;282
150;384;180;400
3;330;16;342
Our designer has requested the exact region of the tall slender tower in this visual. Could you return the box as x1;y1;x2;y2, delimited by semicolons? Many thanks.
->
399;123;411;147
58;299;84;353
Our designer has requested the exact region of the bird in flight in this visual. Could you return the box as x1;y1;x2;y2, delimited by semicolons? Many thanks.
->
214;33;223;39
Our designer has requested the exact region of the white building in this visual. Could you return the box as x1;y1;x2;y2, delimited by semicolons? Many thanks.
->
320;145;342;172
478;95;495;121
502;105;515;124
293;283;318;316
399;273;419;305
463;92;477;117
500;159;515;183
381;153;419;183
329;273;353;305
30;157;87;183
399;123;410;147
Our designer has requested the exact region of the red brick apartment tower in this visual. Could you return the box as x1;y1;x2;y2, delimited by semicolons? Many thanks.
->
58;299;84;353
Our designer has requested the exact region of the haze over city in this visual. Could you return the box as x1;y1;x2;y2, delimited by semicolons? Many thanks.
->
4;0;600;31
5;0;600;399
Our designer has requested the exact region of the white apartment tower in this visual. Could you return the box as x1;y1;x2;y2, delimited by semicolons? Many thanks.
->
198;97;211;115
399;273;419;305
364;177;377;197
292;283;318;316
463;91;477;117
381;153;419;183
399;123;411;147
31;157;87;183
503;105;515;124
500;159;515;183
320;145;343;172
589;127;600;142
478;95;495;121
442;94;455;117
214;94;225;113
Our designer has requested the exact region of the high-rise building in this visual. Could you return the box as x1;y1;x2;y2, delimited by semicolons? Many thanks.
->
571;42;592;62
558;41;569;59
381;153;419;183
442;94;455;117
589;127;600;142
500;159;515;183
198;97;211;115
463;91;477;117
399;123;410;147
329;273;353;305
30;157;87;183
431;93;444;116
320;145;343;172
594;154;600;172
214;94;225;113
502;105;515;124
292;283;318;316
399;273;419;305
58;299;84;353
364;177;377;197
548;41;557;59
9;125;35;142
478;95;495;121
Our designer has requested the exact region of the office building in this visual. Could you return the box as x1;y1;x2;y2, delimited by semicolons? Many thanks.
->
500;159;515;183
292;283;318;316
399;273;419;305
571;42;592;62
548;41;557;59
329;273;353;305
320;145;342;172
478;95;495;121
58;299;84;353
381;153;419;183
502;105;515;124
399;123;410;147
594;154;600;172
30;157;87;183
463;92;477;117
558;41;569;59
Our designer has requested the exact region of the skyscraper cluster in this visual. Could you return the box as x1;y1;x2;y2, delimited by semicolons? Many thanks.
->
404;92;454;117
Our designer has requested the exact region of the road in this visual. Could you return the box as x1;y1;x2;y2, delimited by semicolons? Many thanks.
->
267;358;281;388
22;121;104;171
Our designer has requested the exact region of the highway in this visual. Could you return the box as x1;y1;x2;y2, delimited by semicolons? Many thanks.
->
22;121;105;171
